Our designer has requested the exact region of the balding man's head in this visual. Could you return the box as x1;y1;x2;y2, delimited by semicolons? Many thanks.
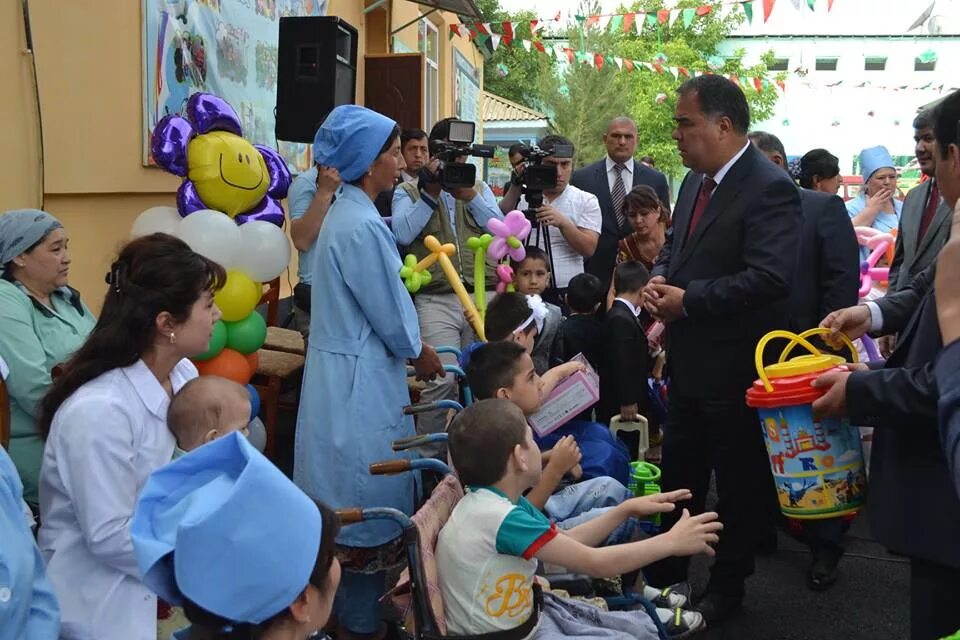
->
604;117;638;163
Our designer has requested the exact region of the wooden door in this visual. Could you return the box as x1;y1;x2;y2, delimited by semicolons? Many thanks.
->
365;53;424;130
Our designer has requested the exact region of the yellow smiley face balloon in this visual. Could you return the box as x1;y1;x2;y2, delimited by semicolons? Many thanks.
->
187;131;269;217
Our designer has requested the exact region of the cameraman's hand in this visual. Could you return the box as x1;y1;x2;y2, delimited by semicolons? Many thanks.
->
450;186;478;201
510;162;527;187
536;204;569;229
420;160;442;198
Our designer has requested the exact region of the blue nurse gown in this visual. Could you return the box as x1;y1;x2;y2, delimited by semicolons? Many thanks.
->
293;184;422;547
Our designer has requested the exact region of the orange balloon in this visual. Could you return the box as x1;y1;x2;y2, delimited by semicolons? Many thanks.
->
244;351;260;379
194;348;252;384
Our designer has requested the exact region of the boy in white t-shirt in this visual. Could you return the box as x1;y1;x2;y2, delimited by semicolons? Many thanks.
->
437;399;722;638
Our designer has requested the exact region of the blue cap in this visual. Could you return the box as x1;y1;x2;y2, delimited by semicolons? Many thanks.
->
0;209;63;268
131;432;321;623
312;105;397;182
859;145;895;182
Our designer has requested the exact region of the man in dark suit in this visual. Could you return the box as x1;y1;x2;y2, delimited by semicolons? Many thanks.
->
640;76;802;623
599;261;651;434
815;90;960;640
890;110;953;294
750;130;860;589
572;117;671;290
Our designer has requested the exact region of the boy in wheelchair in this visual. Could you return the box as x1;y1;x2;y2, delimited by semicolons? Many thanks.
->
437;399;721;638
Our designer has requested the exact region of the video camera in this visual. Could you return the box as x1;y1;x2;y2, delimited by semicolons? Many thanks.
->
513;141;574;214
422;120;496;190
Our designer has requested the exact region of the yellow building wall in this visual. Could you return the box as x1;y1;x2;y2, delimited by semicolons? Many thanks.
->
0;1;481;311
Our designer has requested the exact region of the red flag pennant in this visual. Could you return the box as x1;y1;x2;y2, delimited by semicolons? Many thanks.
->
502;35;513;47
449;24;460;38
530;19;540;32
762;0;776;21
657;9;670;23
595;53;605;70
776;79;786;91
654;61;664;73
623;12;635;32
624;59;634;71
753;77;763;92
584;15;600;29
502;22;514;39
696;5;713;16
474;22;490;35
679;66;690;77
533;40;545;53
553;11;561;21
827;0;835;10
563;47;575;64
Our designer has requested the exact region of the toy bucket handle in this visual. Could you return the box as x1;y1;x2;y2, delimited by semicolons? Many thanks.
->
754;330;823;393
778;328;859;365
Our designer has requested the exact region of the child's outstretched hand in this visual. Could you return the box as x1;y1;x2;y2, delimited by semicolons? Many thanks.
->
623;489;692;517
546;435;582;476
663;509;722;557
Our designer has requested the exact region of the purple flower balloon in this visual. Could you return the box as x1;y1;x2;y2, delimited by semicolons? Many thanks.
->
176;182;206;217
487;211;532;262
235;196;285;227
254;144;292;199
151;114;195;177
187;93;242;136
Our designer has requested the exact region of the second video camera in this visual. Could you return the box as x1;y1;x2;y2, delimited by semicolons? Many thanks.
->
423;120;496;190
514;141;574;212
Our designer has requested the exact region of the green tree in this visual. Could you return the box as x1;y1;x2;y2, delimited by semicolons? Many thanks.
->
475;0;551;108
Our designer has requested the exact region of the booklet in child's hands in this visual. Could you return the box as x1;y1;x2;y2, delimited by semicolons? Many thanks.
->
527;353;600;437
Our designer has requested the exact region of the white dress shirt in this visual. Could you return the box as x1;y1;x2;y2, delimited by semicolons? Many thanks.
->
708;141;752;191
517;184;603;288
38;358;197;640
605;156;635;195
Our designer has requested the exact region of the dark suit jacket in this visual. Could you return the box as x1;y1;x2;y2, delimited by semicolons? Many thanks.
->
598;300;649;423
572;158;671;289
846;259;960;569
651;144;801;397
788;189;860;333
554;312;604;372
889;180;951;293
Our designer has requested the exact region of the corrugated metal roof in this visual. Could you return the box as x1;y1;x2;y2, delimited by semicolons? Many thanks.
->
481;91;547;122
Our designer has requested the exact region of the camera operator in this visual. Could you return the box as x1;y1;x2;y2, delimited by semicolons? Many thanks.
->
499;143;527;214
391;117;504;450
512;135;602;297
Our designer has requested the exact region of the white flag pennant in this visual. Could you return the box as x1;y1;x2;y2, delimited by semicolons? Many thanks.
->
668;66;679;79
634;13;645;36
521;39;532;52
597;15;612;31
490;34;502;50
614;56;624;69
671;9;681;25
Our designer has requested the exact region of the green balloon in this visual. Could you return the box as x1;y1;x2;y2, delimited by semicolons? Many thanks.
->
225;312;267;355
195;320;227;361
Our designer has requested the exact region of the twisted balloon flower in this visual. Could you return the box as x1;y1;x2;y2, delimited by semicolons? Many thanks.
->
487;211;531;262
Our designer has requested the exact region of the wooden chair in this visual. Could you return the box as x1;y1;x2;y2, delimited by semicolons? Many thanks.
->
0;376;10;451
251;278;306;457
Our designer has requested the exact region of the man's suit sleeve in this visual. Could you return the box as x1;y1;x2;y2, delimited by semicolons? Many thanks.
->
846;365;938;431
651;170;672;213
888;217;906;293
818;195;861;319
876;263;934;334
934;339;960;499
682;177;801;317
605;313;648;409
652;225;673;279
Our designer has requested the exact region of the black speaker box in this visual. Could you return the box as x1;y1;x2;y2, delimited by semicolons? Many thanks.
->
276;16;358;143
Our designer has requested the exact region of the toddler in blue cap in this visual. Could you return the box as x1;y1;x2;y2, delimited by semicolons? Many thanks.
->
132;432;342;640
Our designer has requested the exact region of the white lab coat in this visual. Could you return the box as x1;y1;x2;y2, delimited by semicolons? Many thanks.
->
38;358;196;640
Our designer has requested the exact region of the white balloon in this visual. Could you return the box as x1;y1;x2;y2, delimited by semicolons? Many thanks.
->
235;221;292;282
131;206;182;238
178;209;240;269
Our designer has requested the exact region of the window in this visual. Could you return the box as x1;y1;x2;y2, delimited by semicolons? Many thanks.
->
864;57;887;71
915;57;936;71
419;18;440;130
815;57;838;71
768;57;789;71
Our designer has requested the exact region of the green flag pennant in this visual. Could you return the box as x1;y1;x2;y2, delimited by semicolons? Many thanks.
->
646;12;658;26
682;7;695;26
806;0;815;9
474;33;490;49
608;15;624;32
742;0;754;22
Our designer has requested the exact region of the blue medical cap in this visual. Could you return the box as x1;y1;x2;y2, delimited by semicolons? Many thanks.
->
860;145;895;182
131;433;321;624
312;105;397;182
0;209;63;268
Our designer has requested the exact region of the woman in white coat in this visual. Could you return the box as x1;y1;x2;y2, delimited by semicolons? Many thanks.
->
36;233;225;640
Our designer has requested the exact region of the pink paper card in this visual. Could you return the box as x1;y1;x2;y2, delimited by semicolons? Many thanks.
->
528;354;600;437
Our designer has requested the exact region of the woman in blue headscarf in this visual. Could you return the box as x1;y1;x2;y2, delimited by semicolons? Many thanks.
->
846;145;903;237
292;105;443;640
0;209;96;510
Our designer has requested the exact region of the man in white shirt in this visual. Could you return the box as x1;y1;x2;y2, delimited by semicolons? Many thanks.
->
501;135;601;299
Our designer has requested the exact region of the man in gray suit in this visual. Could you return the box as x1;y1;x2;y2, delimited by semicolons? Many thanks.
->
889;108;952;293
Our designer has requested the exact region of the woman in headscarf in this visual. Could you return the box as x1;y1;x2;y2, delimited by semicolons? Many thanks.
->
846;145;903;234
292;105;443;640
132;432;341;640
0;209;96;511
